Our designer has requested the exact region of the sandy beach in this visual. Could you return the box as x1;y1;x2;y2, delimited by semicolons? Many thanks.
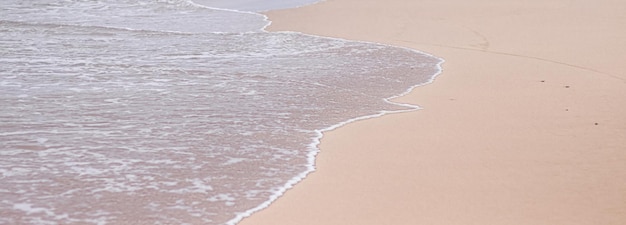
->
239;0;626;224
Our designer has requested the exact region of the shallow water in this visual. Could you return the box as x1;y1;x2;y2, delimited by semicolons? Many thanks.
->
0;0;442;224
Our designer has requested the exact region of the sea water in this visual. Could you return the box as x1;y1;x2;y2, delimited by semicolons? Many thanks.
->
0;0;443;224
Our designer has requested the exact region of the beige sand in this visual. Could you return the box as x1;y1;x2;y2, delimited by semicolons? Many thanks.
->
239;0;626;224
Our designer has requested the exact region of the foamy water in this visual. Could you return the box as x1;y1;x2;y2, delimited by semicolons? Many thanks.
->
0;0;443;224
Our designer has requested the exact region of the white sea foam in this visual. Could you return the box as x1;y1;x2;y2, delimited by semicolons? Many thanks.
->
226;48;444;225
0;0;443;224
194;0;324;12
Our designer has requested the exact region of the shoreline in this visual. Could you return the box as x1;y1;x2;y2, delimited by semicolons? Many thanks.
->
228;30;445;225
240;0;626;224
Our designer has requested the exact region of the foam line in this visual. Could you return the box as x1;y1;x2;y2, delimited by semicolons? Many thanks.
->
226;21;445;225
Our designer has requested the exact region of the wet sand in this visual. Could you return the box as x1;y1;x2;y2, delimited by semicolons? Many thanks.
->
239;0;626;224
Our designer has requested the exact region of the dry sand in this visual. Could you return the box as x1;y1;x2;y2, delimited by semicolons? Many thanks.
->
239;0;626;224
